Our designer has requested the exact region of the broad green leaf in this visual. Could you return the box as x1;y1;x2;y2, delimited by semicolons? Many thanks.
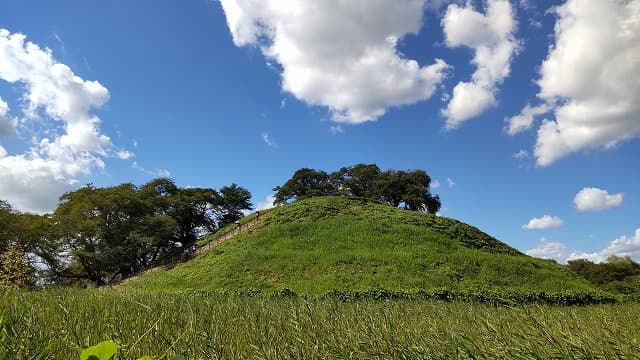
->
80;340;118;360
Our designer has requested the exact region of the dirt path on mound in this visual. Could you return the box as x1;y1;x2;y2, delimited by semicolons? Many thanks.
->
117;217;261;285
195;218;259;255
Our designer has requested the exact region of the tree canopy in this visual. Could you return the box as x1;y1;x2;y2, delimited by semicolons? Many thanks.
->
273;164;441;214
568;256;640;295
0;178;252;286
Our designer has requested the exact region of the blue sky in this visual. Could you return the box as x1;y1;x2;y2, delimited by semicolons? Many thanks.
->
0;0;639;263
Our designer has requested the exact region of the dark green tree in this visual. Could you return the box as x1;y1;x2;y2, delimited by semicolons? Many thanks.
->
48;179;253;285
333;164;382;199
274;165;441;214
273;168;336;205
53;184;162;285
218;183;253;226
568;256;640;294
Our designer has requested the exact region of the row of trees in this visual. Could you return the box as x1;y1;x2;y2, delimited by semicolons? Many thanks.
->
0;179;252;287
568;256;640;295
273;164;442;214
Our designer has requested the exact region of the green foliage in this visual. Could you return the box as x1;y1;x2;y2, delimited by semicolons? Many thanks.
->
80;341;117;360
52;183;178;285
273;168;337;204
568;256;640;294
40;179;252;286
1;289;639;359
0;242;35;289
217;183;253;226
0;201;54;281
130;197;594;296
273;164;441;214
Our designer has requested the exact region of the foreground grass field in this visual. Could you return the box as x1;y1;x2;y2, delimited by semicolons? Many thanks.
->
2;289;639;359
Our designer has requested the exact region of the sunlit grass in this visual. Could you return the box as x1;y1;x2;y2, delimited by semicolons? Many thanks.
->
1;289;639;359
131;197;593;295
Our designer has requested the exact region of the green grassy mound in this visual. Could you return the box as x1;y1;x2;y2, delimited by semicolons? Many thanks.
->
128;197;597;296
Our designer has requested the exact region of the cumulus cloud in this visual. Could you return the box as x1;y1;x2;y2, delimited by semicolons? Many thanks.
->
441;0;519;129
431;179;441;189
0;29;124;213
256;194;276;211
530;0;640;166
522;215;564;230
568;228;640;263
528;229;640;264
574;187;623;212
525;237;570;263
219;0;450;123
505;103;549;135
446;178;456;187
0;96;17;137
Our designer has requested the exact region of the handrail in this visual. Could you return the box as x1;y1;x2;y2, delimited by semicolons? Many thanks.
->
115;217;260;285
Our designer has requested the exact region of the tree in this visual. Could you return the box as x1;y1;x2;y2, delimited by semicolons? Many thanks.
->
568;256;640;294
376;170;406;207
0;200;14;253
273;165;441;214
48;179;253;285
53;184;159;285
0;200;54;286
0;242;35;288
273;168;337;205
218;183;252;226
332;164;381;199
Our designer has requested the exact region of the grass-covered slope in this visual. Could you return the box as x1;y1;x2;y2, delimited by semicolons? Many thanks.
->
128;197;594;295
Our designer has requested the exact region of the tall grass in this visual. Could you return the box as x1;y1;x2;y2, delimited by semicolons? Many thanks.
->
2;289;639;359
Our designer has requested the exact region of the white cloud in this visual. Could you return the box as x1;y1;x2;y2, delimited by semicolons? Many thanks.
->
532;0;640;166
219;0;450;123
529;19;543;29
431;179;441;189
132;161;170;178
568;228;640;263
0;96;17;137
574;187;623;212
117;150;134;160
256;194;276;211
0;144;6;158
261;132;276;147
522;215;564;230
513;149;529;159
528;229;640;264
441;0;519;129
0;29;126;213
447;178;455;187
526;237;570;263
505;103;549;135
